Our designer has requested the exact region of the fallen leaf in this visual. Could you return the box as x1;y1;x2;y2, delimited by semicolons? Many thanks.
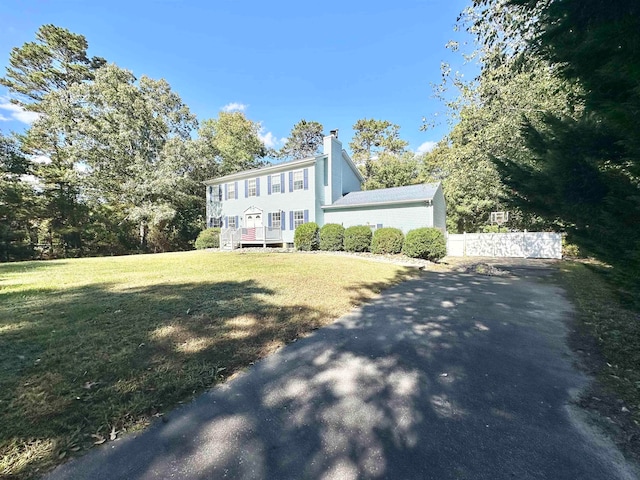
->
110;427;117;440
91;434;106;445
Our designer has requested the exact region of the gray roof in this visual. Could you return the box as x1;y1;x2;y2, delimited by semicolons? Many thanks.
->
330;183;440;207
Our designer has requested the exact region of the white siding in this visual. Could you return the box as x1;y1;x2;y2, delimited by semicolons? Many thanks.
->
324;203;434;233
207;164;317;244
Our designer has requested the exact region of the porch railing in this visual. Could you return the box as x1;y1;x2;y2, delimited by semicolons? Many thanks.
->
220;227;282;249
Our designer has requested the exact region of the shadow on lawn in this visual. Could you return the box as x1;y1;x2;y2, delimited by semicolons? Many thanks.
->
44;266;621;480
0;277;342;479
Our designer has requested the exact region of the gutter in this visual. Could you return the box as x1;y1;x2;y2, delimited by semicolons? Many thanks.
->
322;198;433;210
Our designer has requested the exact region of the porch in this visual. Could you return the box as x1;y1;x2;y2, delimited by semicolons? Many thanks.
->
220;227;284;250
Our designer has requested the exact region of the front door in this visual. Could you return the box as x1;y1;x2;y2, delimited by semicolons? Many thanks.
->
245;213;263;229
244;209;264;240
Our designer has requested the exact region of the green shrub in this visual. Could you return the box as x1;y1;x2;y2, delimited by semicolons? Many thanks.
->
402;228;446;261
294;222;319;251
319;223;345;251
344;225;373;252
194;228;221;249
562;236;582;258
371;228;404;255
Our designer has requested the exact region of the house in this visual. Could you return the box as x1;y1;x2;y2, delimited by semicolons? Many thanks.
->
203;132;446;249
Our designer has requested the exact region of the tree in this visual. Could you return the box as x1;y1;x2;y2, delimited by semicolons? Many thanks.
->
195;111;267;177
63;63;199;249
363;151;421;191
1;25;106;255
0;24;106;107
422;2;584;233
349;119;408;180
467;0;640;283
278;119;324;160
0;133;37;261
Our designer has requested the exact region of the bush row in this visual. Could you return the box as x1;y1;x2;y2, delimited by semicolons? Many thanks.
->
294;223;446;261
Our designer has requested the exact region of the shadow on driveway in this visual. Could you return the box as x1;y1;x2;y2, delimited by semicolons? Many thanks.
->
46;262;637;480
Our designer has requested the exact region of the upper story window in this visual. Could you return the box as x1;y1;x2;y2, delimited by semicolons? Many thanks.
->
293;170;304;191
209;185;222;202
271;174;281;194
227;182;235;200
248;178;257;197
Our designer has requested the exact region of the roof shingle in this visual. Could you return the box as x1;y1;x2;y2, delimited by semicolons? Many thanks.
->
330;183;440;207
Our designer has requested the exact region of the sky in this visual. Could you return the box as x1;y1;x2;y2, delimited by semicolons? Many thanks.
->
0;0;476;157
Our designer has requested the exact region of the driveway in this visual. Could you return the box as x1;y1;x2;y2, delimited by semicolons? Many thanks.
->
47;260;638;480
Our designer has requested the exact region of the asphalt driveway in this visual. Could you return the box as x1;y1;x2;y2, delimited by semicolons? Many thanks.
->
46;260;638;480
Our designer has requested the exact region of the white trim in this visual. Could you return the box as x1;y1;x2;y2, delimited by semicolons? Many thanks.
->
203;157;318;185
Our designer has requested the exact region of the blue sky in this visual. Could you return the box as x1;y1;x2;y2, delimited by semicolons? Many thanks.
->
1;0;475;156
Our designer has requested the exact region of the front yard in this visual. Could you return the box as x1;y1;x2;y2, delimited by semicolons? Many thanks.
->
0;251;416;479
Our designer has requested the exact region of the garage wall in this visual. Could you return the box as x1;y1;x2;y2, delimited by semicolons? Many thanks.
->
324;203;433;233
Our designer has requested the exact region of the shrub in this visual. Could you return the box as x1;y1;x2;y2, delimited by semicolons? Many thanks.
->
562;235;582;258
319;223;345;251
344;225;373;253
194;228;221;249
402;228;446;261
371;227;404;255
294;222;319;251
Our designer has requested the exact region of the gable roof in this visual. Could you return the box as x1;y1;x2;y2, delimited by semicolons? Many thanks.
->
324;183;441;209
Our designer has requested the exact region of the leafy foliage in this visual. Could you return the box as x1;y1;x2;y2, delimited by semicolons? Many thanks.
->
363;152;421;191
278;119;324;160
0;24;276;260
350;118;409;184
343;226;372;253
194;228;221;249
371;228;404;255
294;222;319;251
319;223;344;251
402;228;446;261
0;134;37;261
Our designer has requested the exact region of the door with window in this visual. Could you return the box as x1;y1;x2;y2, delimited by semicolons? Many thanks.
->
244;207;264;240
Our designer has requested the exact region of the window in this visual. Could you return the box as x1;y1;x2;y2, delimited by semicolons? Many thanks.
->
271;174;281;194
248;178;257;197
228;216;236;228
271;211;281;229
293;170;304;191
209;217;222;228
209;186;222;202
227;182;235;200
293;210;304;228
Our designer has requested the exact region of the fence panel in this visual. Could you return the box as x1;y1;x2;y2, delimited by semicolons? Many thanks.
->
446;232;562;259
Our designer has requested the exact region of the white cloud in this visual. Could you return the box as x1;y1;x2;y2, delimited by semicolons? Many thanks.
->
416;141;437;155
221;102;248;113
258;130;279;149
0;101;40;124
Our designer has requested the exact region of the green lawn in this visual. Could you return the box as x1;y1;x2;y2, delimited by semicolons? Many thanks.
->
0;251;415;479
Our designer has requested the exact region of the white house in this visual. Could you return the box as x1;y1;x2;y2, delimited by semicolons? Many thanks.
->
203;132;446;249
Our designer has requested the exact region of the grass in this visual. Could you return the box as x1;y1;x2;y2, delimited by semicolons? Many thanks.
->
557;261;640;460
0;250;417;479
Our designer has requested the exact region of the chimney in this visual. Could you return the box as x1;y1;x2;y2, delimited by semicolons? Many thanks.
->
329;129;338;138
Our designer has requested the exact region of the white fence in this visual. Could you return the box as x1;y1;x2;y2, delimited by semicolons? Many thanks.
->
446;232;562;259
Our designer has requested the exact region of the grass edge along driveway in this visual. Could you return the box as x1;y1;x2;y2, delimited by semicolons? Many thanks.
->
0;251;418;480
